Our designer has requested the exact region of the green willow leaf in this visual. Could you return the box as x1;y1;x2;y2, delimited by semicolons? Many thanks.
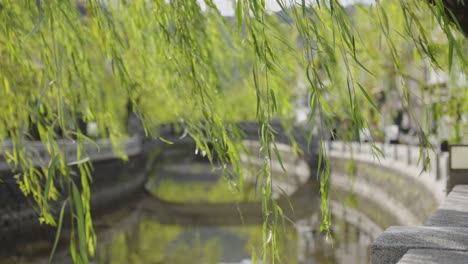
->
72;183;89;264
357;82;379;111
43;155;58;223
48;201;67;264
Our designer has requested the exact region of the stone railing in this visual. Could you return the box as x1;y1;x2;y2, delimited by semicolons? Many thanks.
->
0;136;143;171
373;185;468;264
326;141;449;204
371;144;468;264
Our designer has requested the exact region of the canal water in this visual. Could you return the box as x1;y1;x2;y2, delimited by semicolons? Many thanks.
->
93;216;373;264
5;150;379;264
90;160;376;264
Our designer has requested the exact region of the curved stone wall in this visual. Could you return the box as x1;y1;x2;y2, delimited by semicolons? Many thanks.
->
0;136;146;253
327;141;449;227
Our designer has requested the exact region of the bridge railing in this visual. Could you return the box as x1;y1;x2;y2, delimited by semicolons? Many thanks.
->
326;141;449;203
0;136;142;170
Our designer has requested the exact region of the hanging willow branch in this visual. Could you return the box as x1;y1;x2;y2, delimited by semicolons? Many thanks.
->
0;0;466;262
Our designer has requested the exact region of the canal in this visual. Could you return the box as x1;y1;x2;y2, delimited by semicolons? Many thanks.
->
3;140;382;264
91;159;377;264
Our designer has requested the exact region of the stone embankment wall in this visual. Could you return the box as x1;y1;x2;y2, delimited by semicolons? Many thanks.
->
344;142;468;264
0;136;146;252
327;141;449;227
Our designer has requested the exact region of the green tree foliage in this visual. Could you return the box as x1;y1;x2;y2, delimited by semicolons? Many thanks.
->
0;0;466;262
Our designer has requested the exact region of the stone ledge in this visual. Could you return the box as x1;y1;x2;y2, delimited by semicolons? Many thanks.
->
426;185;468;227
397;249;468;264
371;226;468;264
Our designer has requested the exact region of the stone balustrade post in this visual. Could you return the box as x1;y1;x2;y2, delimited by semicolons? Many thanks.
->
394;144;398;161
436;152;441;181
407;145;411;166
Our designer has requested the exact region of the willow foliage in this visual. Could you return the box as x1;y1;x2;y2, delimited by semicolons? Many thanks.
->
0;0;467;263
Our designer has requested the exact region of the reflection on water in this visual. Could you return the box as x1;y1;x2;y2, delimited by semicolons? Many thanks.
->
92;159;374;264
96;222;224;264
299;217;373;264
94;214;372;264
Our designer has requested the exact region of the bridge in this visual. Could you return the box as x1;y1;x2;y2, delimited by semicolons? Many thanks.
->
139;122;322;225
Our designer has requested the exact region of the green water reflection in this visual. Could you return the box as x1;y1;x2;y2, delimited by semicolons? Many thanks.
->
151;179;258;203
95;215;371;264
94;172;373;264
93;160;374;264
